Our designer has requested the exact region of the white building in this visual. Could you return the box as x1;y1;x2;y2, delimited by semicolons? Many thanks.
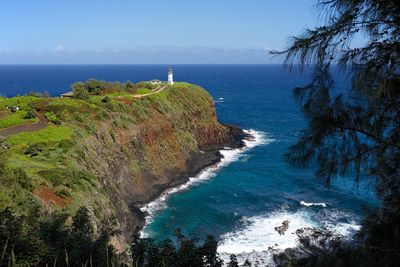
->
149;79;162;85
168;68;174;85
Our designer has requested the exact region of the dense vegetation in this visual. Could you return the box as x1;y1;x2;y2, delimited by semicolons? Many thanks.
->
273;0;400;265
1;205;246;266
0;207;122;266
0;80;218;215
131;231;226;267
0;80;236;266
71;79;158;99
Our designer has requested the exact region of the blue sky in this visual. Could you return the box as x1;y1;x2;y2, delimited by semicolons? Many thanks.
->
0;0;318;64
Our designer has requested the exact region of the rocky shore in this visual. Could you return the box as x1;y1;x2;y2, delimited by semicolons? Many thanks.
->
132;124;251;233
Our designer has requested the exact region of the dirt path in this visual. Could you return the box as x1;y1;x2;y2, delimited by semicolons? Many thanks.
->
121;85;168;99
0;114;48;137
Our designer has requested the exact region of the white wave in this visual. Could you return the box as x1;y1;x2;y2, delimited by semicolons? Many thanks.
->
322;220;361;237
218;211;316;254
217;209;361;266
300;201;327;208
140;129;274;237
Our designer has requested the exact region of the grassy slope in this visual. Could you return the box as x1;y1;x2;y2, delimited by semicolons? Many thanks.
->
0;82;224;230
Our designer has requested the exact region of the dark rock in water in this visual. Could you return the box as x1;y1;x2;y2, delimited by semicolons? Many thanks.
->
273;227;349;266
275;220;290;235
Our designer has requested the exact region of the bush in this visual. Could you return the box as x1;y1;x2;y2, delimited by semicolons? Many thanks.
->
4;167;33;190
27;91;49;98
72;83;89;100
24;143;44;157
44;111;61;124
101;96;111;103
24;110;37;119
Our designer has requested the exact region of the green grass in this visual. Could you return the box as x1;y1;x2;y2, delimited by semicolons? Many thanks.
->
0;96;38;110
135;88;153;95
0;81;221;233
104;92;131;97
0;111;38;129
7;126;73;146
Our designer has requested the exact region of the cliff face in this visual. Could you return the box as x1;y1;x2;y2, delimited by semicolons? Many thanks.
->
0;82;244;247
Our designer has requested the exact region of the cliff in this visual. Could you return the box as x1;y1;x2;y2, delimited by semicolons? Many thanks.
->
0;82;245;249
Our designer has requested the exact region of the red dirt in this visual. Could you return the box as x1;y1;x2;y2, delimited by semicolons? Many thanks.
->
35;188;65;208
0;111;8;119
0;114;48;137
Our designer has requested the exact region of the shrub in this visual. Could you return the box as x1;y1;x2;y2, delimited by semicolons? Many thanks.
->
101;96;111;103
24;110;37;119
24;143;44;157
72;83;89;100
44;111;61;124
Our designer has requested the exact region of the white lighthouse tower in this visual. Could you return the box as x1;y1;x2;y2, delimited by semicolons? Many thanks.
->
168;67;174;85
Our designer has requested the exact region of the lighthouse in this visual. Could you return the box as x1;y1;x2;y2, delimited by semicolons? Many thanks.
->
168;67;174;85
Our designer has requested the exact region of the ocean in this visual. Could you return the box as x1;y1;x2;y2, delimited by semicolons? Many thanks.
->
0;64;377;265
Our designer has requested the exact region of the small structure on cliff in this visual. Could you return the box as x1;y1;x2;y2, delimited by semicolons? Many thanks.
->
61;91;74;98
150;79;162;85
168;67;174;85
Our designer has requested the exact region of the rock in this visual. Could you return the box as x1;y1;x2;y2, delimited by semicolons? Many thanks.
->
274;220;290;235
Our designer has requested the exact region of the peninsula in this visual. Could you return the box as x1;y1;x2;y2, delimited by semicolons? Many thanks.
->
0;79;247;250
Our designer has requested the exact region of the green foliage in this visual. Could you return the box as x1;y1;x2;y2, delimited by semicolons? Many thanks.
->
0;111;38;130
135;82;157;90
24;143;44;157
0;207;122;267
275;0;400;265
2;167;33;190
24;109;36;119
0;80;228;266
44;111;60;124
101;95;111;103
6;126;72;147
27;91;49;98
125;80;135;89
0;96;37;110
72;79;129;96
130;230;222;267
134;88;152;95
72;82;89;100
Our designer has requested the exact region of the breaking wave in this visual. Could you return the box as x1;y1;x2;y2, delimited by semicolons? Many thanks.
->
300;201;327;208
218;209;361;266
140;129;274;236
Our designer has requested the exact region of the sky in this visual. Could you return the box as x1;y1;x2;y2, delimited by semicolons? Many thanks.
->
0;0;318;64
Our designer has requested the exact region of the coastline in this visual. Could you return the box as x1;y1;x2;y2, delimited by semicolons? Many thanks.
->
137;128;267;236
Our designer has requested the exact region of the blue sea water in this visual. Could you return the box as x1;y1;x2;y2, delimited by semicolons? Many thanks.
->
0;65;377;262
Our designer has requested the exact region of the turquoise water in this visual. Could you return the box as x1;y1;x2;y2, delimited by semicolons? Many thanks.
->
137;65;377;256
0;65;377;260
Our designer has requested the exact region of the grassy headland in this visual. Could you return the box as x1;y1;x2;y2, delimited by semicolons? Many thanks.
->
0;80;244;254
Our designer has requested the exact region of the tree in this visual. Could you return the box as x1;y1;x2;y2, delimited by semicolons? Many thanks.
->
0;207;122;267
274;0;400;265
201;235;222;267
71;82;89;100
130;230;224;267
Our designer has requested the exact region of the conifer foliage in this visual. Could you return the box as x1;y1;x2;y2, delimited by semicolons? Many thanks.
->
275;0;400;265
0;207;122;267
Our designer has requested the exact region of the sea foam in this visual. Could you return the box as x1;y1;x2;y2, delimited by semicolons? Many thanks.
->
300;201;327;208
140;129;274;236
217;209;361;266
